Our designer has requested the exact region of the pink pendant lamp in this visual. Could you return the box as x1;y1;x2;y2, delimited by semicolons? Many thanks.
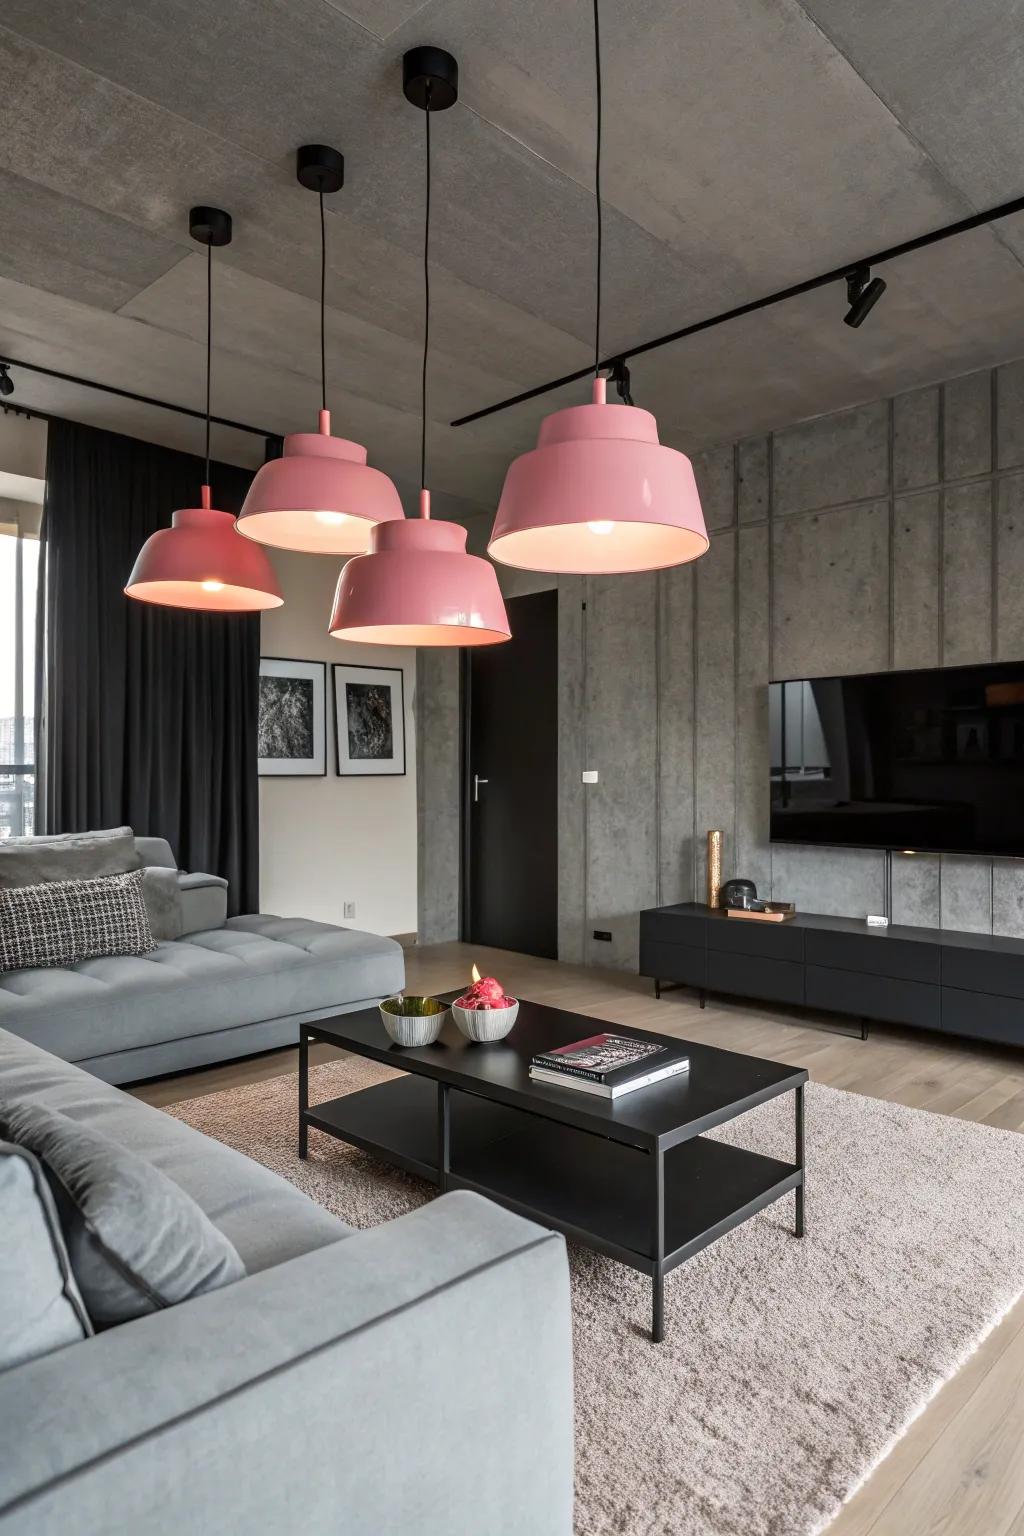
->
487;0;708;577
235;146;403;555
329;48;510;649
125;207;283;613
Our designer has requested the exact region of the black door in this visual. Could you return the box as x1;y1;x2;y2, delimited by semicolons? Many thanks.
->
464;589;558;958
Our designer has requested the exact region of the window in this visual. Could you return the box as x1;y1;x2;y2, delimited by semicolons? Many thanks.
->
0;491;41;838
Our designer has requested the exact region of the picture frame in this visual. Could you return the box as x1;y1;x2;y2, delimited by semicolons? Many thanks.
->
332;663;406;777
258;658;327;777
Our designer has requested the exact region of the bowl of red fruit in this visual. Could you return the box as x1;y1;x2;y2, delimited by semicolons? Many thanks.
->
452;968;519;1042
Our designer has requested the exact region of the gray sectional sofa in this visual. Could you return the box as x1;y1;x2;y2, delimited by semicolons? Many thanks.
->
0;833;405;1084
0;1025;575;1534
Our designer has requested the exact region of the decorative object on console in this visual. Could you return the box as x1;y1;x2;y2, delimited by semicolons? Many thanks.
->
235;146;403;556
125;208;282;613
0;1099;245;1328
332;663;405;777
0;871;156;974
452;964;519;1040
706;830;723;909
328;49;511;649
486;0;708;576
725;906;795;923
379;994;448;1047
720;876;756;910
258;658;326;776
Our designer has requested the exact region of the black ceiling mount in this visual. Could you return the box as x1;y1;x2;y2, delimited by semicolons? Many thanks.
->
403;46;458;111
843;264;887;328
189;206;232;247
296;143;344;194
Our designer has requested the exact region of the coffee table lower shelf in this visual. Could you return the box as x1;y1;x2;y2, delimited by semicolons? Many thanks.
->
302;1074;803;1341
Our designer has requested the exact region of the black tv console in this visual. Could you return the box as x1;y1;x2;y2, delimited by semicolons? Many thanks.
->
639;903;1024;1049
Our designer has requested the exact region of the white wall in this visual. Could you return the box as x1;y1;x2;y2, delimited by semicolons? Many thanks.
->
259;548;417;938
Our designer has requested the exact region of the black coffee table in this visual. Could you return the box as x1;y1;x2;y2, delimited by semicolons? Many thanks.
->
299;996;807;1342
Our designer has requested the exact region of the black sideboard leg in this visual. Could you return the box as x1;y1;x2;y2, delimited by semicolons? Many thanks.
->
699;989;706;1009
794;1083;805;1238
437;1082;451;1193
861;1017;870;1041
298;1027;309;1160
651;1147;666;1342
654;978;661;999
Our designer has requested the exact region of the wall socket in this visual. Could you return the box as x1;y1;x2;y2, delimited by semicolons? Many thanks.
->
343;902;356;920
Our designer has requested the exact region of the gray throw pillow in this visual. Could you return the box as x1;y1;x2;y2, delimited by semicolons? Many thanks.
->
0;1100;246;1328
140;864;184;941
0;1139;93;1369
0;870;157;973
0;826;142;889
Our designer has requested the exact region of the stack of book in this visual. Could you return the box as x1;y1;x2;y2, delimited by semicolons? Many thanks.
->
529;1032;689;1099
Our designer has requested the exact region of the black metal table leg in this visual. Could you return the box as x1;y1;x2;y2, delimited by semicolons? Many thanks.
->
437;1082;451;1192
298;1026;309;1160
794;1082;805;1238
652;1146;666;1342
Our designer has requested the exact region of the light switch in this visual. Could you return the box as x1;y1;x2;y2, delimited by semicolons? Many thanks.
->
582;770;599;784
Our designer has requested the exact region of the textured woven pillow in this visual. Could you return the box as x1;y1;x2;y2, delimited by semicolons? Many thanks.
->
0;870;157;973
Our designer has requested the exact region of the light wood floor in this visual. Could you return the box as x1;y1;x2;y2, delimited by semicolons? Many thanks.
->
133;941;1024;1536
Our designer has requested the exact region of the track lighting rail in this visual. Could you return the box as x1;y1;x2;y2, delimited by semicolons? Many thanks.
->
450;191;1024;428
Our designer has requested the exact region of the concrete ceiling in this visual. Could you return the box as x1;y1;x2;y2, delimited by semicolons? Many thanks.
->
1;0;1024;519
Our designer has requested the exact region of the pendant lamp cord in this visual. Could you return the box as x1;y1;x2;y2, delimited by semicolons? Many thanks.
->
204;237;212;485
319;187;327;413
593;0;602;378
421;82;432;492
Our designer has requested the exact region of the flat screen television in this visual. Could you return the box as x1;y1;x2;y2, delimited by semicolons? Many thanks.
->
770;660;1024;858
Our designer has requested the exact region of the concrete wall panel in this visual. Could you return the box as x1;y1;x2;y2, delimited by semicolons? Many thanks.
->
942;483;993;665
415;649;461;944
772;502;889;678
943;369;992;480
737;437;770;523
996;474;1024;660
735;525;772;894
940;855;992;933
893;492;940;670
993;862;1024;939
893;386;939;491
773;400;888;515
557;577;587;963
693;534;737;897
771;844;885;917
657;564;696;906
890;853;941;928
997;361;1024;469
692;444;736;531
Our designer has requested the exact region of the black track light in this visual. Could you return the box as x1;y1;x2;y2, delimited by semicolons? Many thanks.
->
843;265;886;328
0;364;13;397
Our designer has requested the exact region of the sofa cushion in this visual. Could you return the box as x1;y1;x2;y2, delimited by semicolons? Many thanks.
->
0;871;157;974
177;871;228;935
0;1138;93;1368
0;826;141;889
0;915;404;1067
0;1098;246;1327
140;866;183;941
0;1028;349;1274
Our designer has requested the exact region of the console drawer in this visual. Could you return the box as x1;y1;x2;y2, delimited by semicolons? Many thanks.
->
640;909;709;948
941;988;1024;1047
804;929;939;984
706;918;803;962
639;938;705;989
707;950;803;1006
941;944;1024;1001
806;966;940;1029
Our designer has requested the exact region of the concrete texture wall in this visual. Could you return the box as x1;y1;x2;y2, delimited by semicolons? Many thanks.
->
418;355;1024;958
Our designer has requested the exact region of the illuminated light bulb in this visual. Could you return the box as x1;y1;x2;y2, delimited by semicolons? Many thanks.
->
314;510;348;525
588;520;615;535
201;579;225;593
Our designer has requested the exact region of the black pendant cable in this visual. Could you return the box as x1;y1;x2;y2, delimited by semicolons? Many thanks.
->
593;0;602;382
422;84;431;492
295;144;346;427
188;205;233;502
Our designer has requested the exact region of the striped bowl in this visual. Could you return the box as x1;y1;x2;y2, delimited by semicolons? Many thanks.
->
452;998;519;1042
379;996;448;1047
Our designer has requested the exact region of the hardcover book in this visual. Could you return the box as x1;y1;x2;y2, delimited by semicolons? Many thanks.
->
530;1032;683;1085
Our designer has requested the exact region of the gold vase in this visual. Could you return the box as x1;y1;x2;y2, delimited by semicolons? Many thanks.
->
706;830;723;909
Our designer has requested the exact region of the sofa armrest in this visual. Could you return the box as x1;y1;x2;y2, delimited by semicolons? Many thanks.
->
176;870;228;934
0;1191;574;1536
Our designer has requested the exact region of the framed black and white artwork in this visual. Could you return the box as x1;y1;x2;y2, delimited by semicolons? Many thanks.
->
258;658;327;776
332;663;406;777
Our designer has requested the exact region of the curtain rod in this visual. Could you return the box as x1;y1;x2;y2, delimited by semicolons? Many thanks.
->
450;191;1024;428
0;353;278;441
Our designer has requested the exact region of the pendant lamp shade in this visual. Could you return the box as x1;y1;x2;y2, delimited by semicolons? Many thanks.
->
125;484;283;612
329;490;509;646
235;409;403;554
125;205;283;614
488;376;708;575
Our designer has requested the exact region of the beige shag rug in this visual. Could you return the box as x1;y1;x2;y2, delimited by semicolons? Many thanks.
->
167;1060;1024;1536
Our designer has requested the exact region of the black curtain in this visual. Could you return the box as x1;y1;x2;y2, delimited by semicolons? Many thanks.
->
36;417;263;915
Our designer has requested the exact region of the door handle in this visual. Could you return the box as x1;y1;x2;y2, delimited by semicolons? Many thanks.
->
473;774;489;803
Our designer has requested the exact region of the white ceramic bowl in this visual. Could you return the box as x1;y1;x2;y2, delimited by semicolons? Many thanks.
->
452;998;519;1042
379;996;448;1046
